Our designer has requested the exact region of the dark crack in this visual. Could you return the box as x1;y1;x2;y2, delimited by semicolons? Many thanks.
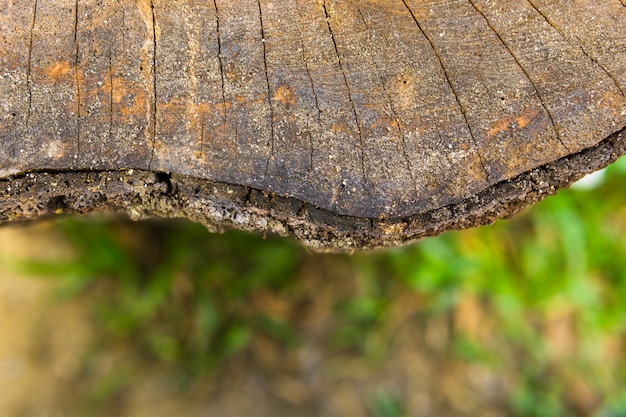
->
306;130;314;172
257;0;275;178
294;0;322;127
148;0;157;170
355;5;418;195
293;0;320;175
212;0;228;126
74;0;81;159
26;0;37;130
108;48;113;141
73;0;78;43
400;0;490;181
468;0;570;153
322;1;369;189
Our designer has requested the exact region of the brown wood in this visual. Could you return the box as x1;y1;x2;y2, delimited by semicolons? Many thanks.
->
0;0;625;251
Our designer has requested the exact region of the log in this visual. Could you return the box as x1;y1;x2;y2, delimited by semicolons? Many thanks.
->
0;0;624;251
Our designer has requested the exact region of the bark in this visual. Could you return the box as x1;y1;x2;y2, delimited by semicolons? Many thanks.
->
0;0;625;251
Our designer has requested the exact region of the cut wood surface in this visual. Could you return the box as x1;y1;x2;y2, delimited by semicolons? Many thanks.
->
0;0;625;250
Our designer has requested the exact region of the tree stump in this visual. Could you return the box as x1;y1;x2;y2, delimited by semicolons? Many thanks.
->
1;0;625;251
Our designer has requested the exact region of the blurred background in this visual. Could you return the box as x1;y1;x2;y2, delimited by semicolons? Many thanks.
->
1;156;626;417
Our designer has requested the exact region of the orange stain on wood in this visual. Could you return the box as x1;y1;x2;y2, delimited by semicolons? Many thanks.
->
233;94;267;108
44;61;73;82
271;85;296;108
102;72;150;120
112;81;149;122
487;107;541;139
369;114;397;133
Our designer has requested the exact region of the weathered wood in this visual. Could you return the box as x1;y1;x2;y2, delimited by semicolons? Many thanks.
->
0;0;625;251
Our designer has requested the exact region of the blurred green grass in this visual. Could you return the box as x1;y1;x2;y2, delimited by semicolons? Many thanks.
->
12;155;626;417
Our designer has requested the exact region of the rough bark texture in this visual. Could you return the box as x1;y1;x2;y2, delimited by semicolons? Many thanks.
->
0;0;625;251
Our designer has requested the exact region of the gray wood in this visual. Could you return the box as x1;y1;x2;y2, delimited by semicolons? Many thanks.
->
0;0;624;251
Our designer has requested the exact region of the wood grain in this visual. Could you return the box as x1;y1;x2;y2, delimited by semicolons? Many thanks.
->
0;0;624;250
